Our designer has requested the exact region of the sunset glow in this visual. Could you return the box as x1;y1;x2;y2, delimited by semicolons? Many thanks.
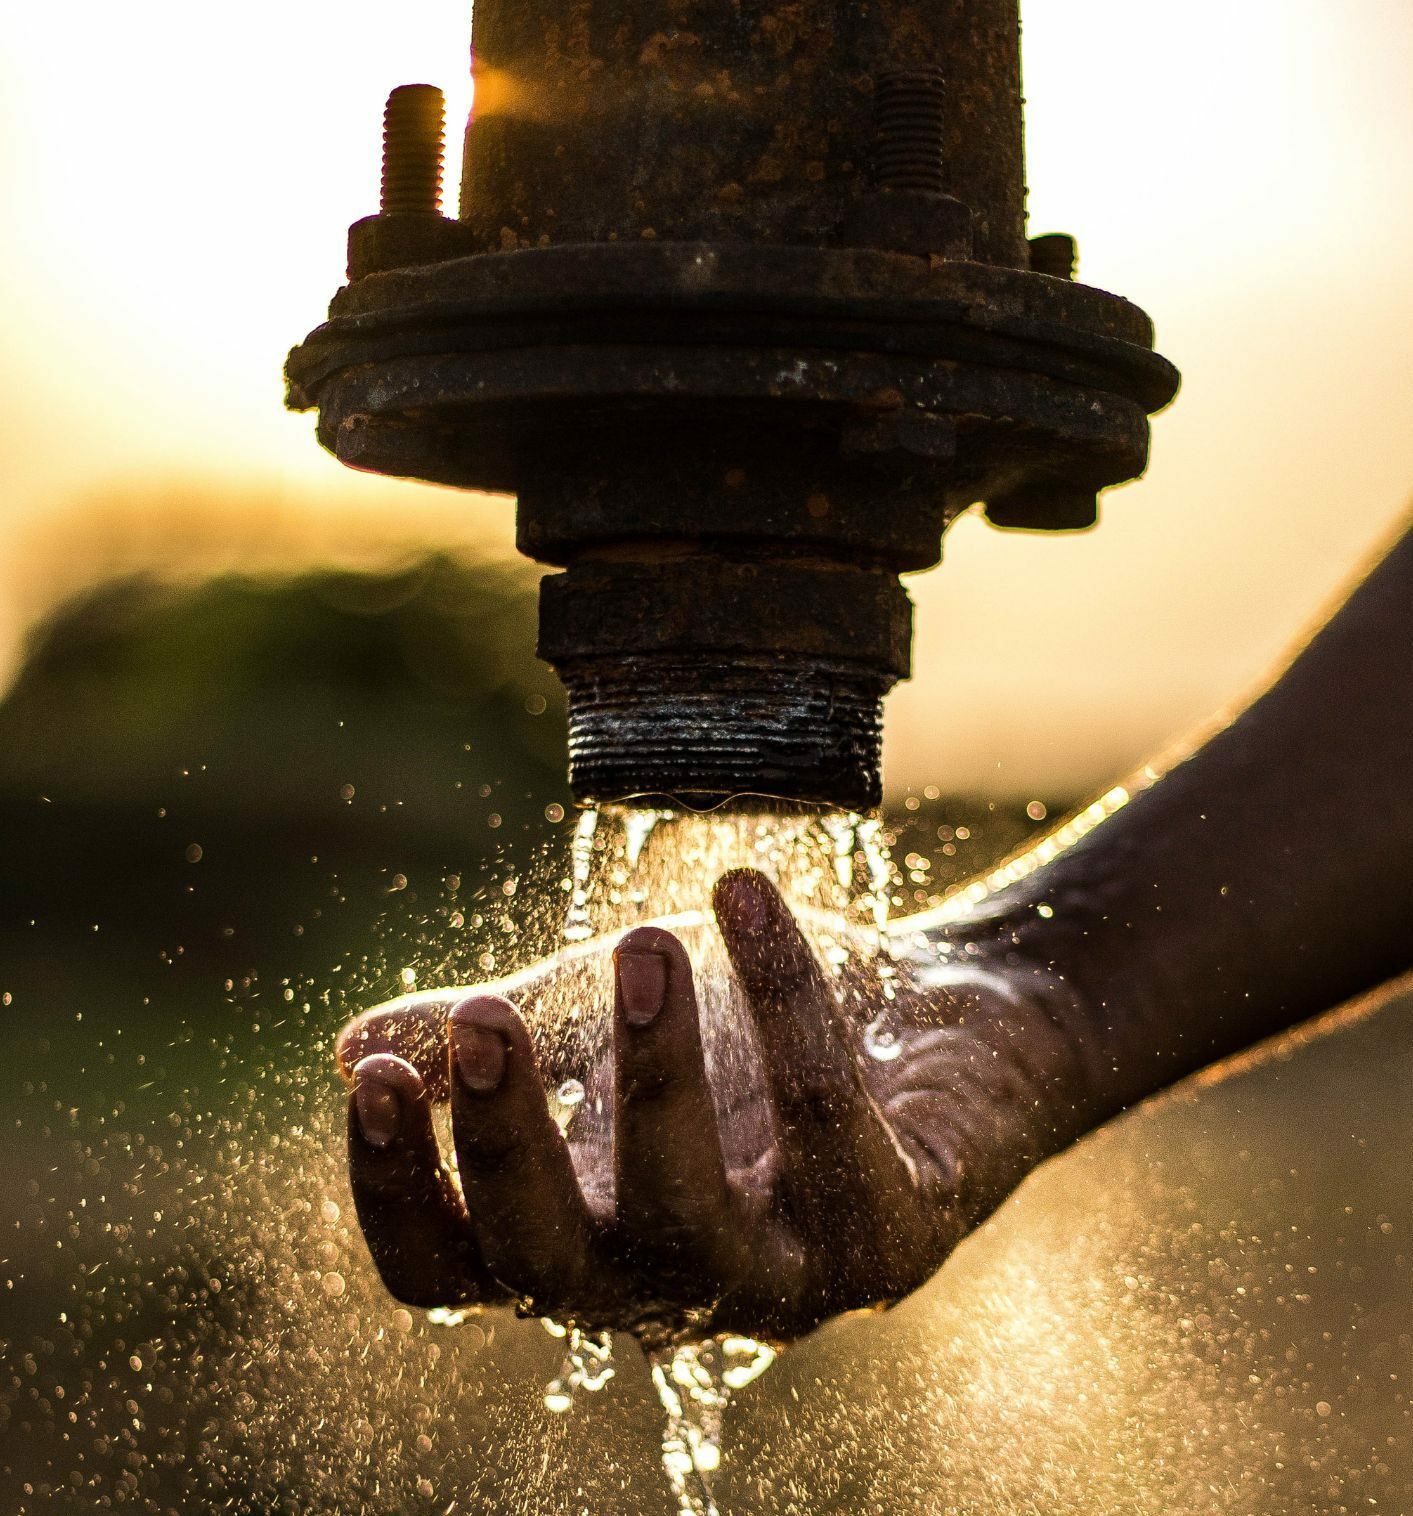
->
2;0;1411;794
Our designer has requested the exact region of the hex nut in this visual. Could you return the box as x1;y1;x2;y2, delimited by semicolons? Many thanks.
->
836;189;974;260
984;478;1100;531
346;213;478;281
1029;232;1078;281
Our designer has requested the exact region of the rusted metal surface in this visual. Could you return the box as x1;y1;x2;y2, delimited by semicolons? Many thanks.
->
287;3;1179;808
460;0;1026;266
560;658;894;811
540;559;910;807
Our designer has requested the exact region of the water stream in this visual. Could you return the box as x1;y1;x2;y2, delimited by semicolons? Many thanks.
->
534;803;898;1514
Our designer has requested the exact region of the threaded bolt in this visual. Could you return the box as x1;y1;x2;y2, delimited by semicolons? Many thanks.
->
381;84;445;215
874;67;947;195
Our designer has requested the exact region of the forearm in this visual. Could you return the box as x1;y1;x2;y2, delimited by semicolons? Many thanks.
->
923;517;1413;1126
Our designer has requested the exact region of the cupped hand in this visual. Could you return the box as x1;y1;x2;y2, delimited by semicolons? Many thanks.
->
335;867;1091;1344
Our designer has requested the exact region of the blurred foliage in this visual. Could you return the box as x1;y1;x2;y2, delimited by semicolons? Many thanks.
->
0;554;568;1044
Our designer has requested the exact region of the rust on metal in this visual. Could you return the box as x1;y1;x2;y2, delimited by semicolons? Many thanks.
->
288;2;1178;808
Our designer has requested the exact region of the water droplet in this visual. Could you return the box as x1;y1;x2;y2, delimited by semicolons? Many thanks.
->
425;1307;468;1327
540;1326;617;1414
720;1336;776;1390
864;1015;902;1062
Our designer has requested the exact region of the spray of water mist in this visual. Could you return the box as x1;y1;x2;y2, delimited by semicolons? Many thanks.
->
521;803;900;1516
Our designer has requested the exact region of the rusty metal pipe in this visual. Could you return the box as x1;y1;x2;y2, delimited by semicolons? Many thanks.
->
287;2;1178;809
461;0;1027;266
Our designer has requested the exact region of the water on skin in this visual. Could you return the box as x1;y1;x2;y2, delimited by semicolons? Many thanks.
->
8;793;1412;1510
537;804;899;1514
546;803;899;1123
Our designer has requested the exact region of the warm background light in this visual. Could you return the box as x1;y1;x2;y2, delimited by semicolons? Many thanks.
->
2;0;1410;798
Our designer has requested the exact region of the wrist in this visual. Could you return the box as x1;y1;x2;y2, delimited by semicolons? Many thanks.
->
882;916;1111;1228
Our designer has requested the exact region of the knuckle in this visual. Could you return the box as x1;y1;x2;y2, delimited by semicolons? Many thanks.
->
455;1126;525;1172
619;1058;689;1106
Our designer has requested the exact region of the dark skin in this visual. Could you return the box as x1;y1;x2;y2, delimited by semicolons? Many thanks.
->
337;519;1413;1344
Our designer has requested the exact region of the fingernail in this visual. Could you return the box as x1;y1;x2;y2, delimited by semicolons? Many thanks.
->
617;951;667;1026
722;873;770;935
453;1022;506;1092
355;1076;400;1149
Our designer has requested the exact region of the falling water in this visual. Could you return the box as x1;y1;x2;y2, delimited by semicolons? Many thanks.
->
536;803;899;1514
544;803;897;1108
648;1337;778;1516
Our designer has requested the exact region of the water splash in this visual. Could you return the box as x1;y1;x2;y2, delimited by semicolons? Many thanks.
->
6;791;1408;1510
563;806;601;944
537;804;899;1121
549;1076;587;1135
541;1322;617;1413
649;1338;778;1516
532;803;899;1511
862;1012;903;1062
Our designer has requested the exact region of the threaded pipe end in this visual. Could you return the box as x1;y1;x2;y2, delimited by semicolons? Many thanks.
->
381;84;445;215
875;67;948;195
560;655;889;810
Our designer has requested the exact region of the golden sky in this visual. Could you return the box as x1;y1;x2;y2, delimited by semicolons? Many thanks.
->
1;0;1411;798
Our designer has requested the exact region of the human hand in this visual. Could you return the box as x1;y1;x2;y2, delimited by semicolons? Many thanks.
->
336;868;1092;1343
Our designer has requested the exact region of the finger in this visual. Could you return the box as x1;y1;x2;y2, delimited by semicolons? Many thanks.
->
449;995;604;1314
347;1054;493;1308
713;869;916;1220
337;996;457;1098
612;926;741;1289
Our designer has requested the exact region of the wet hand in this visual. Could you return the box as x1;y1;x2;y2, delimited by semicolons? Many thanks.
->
335;868;1087;1342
